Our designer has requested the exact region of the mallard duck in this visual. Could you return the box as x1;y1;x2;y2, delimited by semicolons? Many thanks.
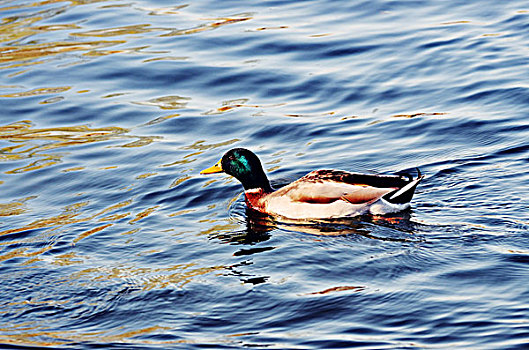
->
201;148;423;220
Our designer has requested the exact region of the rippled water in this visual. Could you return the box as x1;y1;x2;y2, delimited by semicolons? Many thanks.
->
1;0;528;348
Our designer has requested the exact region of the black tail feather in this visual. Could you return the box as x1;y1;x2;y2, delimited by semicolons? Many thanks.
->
383;170;424;204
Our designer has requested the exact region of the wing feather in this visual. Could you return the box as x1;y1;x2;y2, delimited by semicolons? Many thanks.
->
271;170;398;204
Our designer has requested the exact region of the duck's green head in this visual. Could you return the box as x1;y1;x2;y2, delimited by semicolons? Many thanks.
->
200;148;272;192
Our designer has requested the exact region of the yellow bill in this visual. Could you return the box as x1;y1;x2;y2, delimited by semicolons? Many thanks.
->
200;159;223;174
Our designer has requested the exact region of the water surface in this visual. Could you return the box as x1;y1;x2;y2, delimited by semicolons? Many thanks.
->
1;0;528;348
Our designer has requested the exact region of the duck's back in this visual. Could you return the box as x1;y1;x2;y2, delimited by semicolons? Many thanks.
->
261;170;409;219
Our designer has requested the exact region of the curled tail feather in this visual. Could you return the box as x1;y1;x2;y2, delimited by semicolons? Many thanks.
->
383;169;424;204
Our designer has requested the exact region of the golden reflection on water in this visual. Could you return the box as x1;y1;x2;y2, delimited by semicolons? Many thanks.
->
0;0;109;12
72;262;225;291
128;205;159;224
133;95;191;110
170;175;192;189
0;41;125;69
0;258;226;345
132;4;188;16
203;98;260;115
0;0;252;74
0;86;70;97
0;183;162;267
0;325;191;348
71;24;160;37
182;139;241;152
161;14;253;37
0;2;258;347
142;113;180;126
0;196;35;216
0;120;159;174
0;200;227;346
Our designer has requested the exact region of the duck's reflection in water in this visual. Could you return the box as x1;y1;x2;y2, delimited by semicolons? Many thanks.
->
239;208;421;240
215;206;423;246
213;208;424;285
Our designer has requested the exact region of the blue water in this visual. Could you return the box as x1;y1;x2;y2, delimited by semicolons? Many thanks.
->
1;0;528;348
